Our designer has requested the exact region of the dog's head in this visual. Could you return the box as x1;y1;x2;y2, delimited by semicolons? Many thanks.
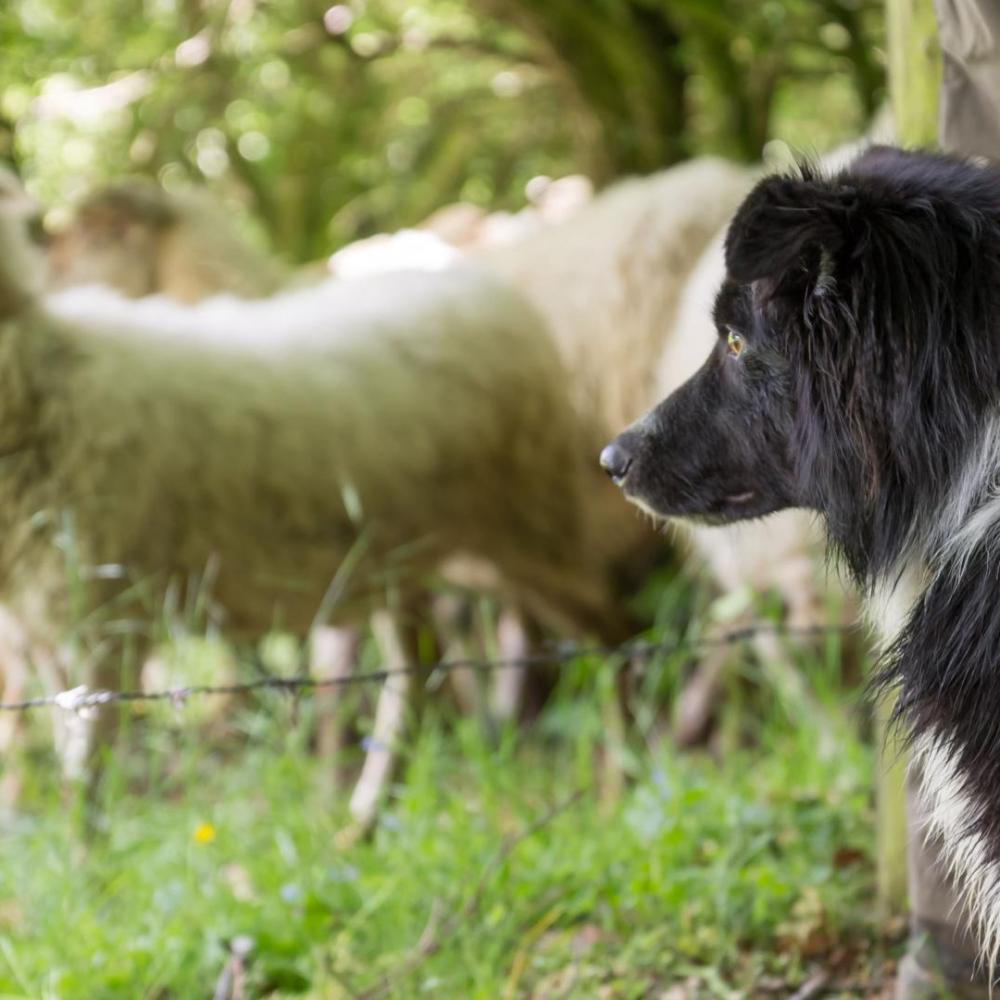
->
603;147;1000;576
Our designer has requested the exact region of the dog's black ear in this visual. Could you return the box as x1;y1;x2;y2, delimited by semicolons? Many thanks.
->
725;174;853;286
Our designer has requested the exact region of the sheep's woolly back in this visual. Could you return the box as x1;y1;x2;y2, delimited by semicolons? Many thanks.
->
481;158;757;443
5;269;613;643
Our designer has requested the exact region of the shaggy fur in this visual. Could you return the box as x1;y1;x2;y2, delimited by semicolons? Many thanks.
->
605;146;1000;967
653;229;837;628
30;275;619;641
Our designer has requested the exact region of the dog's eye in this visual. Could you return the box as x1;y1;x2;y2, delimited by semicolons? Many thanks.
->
726;327;745;358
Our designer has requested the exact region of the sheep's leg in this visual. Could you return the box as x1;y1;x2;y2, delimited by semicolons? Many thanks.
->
673;646;729;748
343;608;431;842
0;669;27;808
750;630;811;705
27;642;81;787
672;629;817;749
750;624;835;758
433;598;543;732
0;609;30;806
431;593;481;716
751;560;838;747
674;590;835;749
310;625;360;786
489;607;536;724
58;632;146;835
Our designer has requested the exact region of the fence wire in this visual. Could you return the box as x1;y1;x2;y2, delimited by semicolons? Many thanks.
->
0;622;854;715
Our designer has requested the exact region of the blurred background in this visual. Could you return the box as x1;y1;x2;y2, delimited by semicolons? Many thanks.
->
0;2;903;998
2;0;883;256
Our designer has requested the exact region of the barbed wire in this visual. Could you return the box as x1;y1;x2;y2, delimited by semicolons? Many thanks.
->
0;621;855;714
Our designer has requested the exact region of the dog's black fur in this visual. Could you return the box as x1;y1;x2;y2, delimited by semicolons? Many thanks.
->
604;146;1000;956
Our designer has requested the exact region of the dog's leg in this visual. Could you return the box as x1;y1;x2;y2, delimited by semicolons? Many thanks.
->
894;759;992;998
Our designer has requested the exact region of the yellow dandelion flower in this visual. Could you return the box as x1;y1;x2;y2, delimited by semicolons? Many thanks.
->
193;822;217;844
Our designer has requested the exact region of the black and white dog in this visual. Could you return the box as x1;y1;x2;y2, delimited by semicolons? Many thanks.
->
601;146;1000;964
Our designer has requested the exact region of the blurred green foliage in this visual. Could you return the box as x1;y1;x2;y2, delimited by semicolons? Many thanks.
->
1;0;885;261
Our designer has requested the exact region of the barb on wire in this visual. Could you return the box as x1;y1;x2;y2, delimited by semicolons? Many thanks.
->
0;621;855;714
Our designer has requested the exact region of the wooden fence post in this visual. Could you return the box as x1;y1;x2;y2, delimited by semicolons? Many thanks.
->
887;0;941;147
877;0;941;917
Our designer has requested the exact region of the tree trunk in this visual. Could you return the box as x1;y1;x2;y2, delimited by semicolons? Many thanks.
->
476;0;688;180
887;0;941;147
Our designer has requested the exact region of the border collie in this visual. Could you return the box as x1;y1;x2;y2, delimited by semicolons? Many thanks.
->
601;146;1000;966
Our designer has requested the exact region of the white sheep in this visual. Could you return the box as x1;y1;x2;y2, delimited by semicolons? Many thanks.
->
0;185;625;829
42;180;609;771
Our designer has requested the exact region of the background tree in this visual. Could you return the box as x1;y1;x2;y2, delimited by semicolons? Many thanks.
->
2;0;886;260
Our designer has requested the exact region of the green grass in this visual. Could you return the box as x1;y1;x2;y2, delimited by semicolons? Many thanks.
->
0;620;887;999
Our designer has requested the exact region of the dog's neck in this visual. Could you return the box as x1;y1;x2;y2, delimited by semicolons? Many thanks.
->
817;396;1000;593
925;409;1000;576
851;411;1000;626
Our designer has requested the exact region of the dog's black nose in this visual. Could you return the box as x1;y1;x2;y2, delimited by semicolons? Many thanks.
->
600;441;632;481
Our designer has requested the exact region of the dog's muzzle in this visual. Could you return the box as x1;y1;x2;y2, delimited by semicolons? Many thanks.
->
599;440;632;484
